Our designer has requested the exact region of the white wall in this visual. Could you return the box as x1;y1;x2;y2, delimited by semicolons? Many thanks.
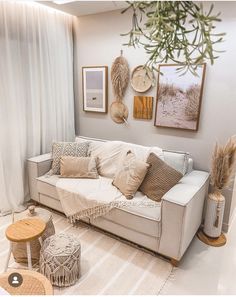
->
73;2;236;231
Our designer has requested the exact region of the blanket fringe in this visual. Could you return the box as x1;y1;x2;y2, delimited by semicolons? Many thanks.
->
68;204;113;224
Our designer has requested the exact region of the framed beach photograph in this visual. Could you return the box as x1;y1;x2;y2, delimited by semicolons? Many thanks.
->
82;66;108;113
154;64;206;131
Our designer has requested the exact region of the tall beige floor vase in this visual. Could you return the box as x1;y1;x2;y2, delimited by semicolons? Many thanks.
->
204;192;225;238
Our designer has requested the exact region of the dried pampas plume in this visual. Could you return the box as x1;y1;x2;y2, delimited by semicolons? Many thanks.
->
211;136;236;193
111;55;129;101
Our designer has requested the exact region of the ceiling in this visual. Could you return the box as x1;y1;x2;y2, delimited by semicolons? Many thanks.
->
38;1;128;16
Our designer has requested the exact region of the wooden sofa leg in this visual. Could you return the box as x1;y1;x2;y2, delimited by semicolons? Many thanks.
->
170;258;179;267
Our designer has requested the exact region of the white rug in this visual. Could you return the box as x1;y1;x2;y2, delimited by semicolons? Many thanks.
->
0;210;173;295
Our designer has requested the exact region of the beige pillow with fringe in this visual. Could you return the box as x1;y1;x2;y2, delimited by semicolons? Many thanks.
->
112;151;149;199
60;156;99;179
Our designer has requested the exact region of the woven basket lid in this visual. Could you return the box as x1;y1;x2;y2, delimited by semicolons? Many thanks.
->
110;101;128;124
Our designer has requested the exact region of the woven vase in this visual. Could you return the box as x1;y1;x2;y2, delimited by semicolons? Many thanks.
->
203;192;225;238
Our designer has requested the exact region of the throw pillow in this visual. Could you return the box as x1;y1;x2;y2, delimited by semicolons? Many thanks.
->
140;153;183;202
51;141;89;175
112;151;149;199
60;156;99;178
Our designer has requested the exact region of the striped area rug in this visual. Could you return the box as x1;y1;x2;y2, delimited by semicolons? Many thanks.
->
0;210;173;295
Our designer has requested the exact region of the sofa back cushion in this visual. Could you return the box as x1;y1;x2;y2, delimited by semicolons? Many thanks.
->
87;141;126;178
163;150;189;175
76;136;192;177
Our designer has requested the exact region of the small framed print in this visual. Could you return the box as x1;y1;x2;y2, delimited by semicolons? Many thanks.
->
154;64;206;131
82;66;108;113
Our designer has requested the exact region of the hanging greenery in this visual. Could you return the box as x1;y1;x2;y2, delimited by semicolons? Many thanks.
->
121;1;225;75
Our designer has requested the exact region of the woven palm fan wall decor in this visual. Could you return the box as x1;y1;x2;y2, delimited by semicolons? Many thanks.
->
110;51;130;124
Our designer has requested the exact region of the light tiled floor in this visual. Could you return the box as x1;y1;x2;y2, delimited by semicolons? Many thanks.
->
162;214;236;295
1;210;236;295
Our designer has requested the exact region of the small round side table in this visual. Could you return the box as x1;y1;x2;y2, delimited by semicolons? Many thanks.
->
4;218;46;272
12;207;55;264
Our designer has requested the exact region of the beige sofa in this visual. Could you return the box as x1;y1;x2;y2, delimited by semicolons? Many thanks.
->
28;136;209;265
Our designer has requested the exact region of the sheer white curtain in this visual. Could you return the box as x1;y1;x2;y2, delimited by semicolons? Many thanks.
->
0;1;75;215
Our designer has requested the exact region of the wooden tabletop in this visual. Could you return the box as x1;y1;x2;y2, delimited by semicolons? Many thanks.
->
6;218;46;243
0;269;53;295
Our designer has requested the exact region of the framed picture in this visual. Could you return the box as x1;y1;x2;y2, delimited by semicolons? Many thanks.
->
82;66;108;113
154;64;206;131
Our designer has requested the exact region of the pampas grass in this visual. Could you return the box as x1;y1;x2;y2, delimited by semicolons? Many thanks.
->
211;137;236;193
111;56;129;101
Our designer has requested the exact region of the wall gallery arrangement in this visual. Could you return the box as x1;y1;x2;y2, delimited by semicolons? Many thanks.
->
82;66;108;113
155;64;206;131
82;61;206;131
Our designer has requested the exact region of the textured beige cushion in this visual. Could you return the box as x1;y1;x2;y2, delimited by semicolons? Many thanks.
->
51;142;89;175
140;153;183;202
60;156;99;179
112;152;149;199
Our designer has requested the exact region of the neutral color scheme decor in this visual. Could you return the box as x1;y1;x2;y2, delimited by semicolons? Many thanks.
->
40;233;81;287
73;5;236;233
82;66;108;113
112;152;149;199
131;65;154;93
140;153;183;202
0;1;75;216
203;137;236;240
155;64;206;131
110;53;130;124
60;156;99;179
12;207;55;264
0;269;53;295
122;2;224;75
0;211;173;295
5;218;46;271
111;54;129;100
51;142;89;175
28;136;210;263
133;96;153;120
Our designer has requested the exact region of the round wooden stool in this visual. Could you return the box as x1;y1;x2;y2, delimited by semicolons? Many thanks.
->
4;218;46;272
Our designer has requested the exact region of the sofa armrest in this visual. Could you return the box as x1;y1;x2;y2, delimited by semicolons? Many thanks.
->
158;170;209;261
27;153;52;201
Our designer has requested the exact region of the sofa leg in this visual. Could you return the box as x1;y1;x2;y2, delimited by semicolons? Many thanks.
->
170;258;179;267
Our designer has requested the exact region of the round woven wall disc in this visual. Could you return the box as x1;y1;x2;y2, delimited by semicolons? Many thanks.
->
131;65;154;93
110;101;129;124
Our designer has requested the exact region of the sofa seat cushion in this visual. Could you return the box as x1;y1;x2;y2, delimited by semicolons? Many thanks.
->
102;191;161;238
37;174;161;237
37;175;60;200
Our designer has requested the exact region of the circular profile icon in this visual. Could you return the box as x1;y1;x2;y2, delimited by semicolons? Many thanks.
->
8;272;23;288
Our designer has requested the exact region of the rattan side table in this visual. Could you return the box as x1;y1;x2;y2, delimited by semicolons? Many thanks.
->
0;269;53;295
12;207;55;264
5;218;46;271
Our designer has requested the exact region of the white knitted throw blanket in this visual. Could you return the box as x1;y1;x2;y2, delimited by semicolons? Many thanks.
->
56;177;125;223
56;176;158;223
